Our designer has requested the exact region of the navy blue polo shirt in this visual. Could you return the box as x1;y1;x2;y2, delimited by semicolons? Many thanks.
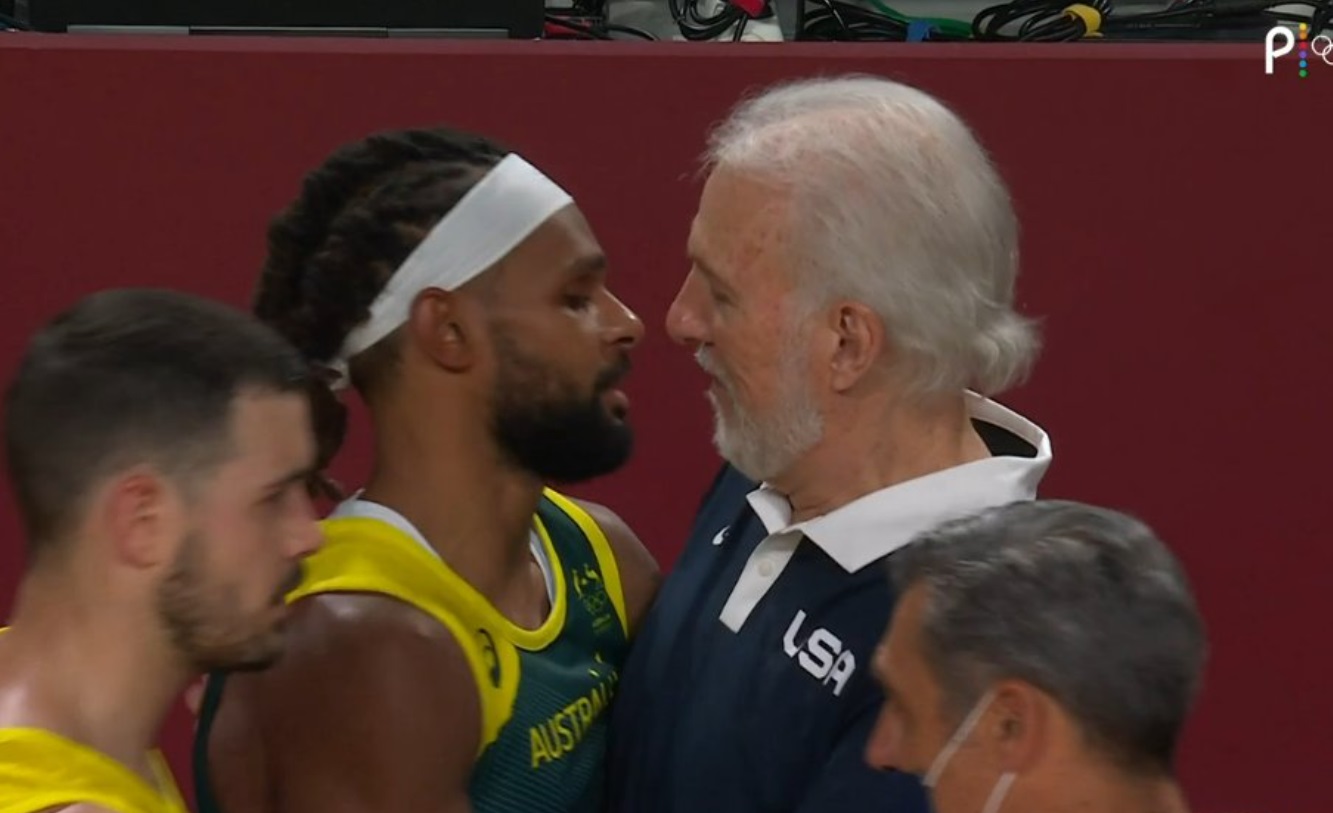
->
606;395;1051;813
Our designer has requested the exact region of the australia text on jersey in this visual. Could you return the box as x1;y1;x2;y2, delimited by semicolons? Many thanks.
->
529;656;620;768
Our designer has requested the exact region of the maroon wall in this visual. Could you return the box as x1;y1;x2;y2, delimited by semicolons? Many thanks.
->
1;35;1329;812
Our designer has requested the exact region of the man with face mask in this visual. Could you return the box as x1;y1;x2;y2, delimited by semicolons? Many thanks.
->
192;126;660;813
607;75;1052;813
0;289;323;812
867;500;1207;813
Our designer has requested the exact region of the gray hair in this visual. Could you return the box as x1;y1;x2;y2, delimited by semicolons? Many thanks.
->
704;75;1039;397
889;500;1207;776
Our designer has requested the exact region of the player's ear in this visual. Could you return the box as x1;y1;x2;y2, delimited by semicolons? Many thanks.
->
410;289;483;373
99;466;183;569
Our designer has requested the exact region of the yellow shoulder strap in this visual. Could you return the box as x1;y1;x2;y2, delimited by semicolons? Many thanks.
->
149;752;187;813
0;728;187;813
542;489;630;636
289;517;519;754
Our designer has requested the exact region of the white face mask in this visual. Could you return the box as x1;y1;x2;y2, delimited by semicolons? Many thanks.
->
921;690;1017;813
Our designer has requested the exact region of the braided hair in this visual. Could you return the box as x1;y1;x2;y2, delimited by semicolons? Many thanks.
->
253;127;509;497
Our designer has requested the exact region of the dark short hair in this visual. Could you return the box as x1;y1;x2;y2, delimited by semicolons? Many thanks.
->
889;500;1207;776
3;288;310;552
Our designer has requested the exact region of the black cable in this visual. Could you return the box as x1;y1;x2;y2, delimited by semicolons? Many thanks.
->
545;0;659;41
545;14;606;38
804;0;886;39
972;0;1331;41
1107;0;1332;37
669;0;760;41
544;14;658;40
800;0;970;41
817;0;854;33
973;0;1112;41
1308;2;1333;32
605;22;658;40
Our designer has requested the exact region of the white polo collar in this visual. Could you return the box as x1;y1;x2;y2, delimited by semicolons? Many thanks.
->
719;392;1051;631
746;393;1051;573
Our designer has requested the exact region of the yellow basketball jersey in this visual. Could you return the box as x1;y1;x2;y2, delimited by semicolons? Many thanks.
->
283;487;628;754
194;488;630;813
0;727;188;813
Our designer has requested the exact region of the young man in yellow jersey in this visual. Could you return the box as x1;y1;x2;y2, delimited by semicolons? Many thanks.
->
0;289;324;813
192;127;660;813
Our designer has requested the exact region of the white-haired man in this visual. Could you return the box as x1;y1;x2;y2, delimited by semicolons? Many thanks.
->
606;75;1054;813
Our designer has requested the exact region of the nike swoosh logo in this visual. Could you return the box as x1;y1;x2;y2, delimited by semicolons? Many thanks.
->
712;527;729;546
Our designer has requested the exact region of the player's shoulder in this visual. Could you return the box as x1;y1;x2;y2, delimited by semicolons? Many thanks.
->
220;592;481;736
567;497;662;629
284;592;465;665
213;594;477;714
570;498;656;562
567;498;637;548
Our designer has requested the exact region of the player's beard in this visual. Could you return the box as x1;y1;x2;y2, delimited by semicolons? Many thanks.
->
156;529;301;673
489;329;634;484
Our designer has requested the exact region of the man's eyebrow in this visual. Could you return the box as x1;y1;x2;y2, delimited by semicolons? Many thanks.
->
689;254;737;296
564;253;608;278
263;465;316;492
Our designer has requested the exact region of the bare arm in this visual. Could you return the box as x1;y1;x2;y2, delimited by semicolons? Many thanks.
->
574;500;661;635
205;594;479;813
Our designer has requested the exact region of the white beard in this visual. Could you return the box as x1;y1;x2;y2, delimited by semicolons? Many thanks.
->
697;332;824;483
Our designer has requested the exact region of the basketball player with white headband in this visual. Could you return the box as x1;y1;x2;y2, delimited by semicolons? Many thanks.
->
191;127;660;813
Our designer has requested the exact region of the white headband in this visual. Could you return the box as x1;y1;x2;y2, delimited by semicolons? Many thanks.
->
330;153;573;387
